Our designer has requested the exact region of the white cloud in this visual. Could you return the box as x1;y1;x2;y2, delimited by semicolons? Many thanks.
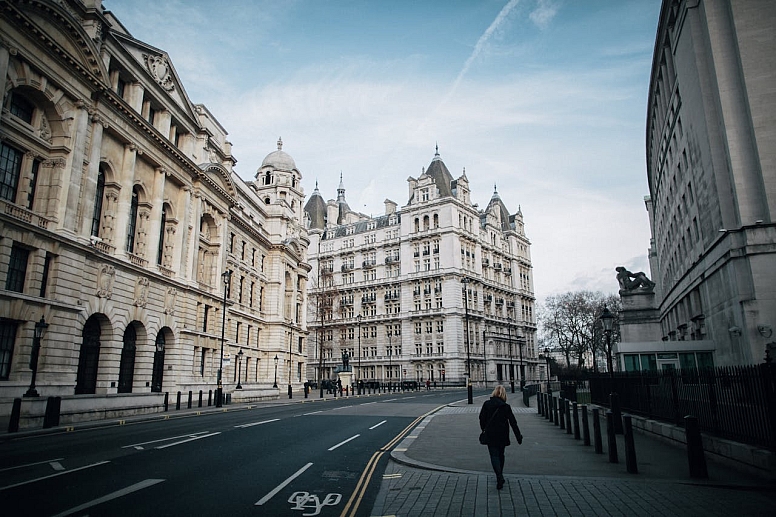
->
529;0;561;29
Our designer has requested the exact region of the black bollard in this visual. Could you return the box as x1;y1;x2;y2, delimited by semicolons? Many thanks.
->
188;390;193;409
581;404;591;446
43;396;61;428
566;400;572;435
623;415;638;474
610;392;623;434
554;397;560;426
208;389;212;407
606;411;619;463
8;398;21;433
559;398;566;429
685;415;708;478
164;392;169;412
199;390;203;408
545;394;551;421
176;391;181;410
593;408;603;454
573;402;580;440
538;392;544;416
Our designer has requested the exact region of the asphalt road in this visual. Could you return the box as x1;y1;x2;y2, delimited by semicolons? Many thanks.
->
0;390;466;516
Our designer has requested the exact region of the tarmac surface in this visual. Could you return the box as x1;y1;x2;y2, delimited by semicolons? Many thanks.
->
370;392;776;517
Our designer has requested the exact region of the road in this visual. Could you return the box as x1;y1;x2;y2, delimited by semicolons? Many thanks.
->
0;390;466;517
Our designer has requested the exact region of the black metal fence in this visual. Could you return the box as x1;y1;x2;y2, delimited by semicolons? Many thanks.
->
588;363;776;450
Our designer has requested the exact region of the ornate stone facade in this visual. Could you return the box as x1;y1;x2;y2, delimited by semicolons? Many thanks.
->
0;0;308;414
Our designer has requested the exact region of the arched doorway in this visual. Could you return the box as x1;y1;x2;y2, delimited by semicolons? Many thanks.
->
76;317;101;394
118;325;137;393
151;330;166;392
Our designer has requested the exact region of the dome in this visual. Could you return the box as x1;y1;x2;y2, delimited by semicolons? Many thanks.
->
260;137;297;171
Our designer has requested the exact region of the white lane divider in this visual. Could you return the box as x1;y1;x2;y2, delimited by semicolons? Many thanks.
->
50;462;65;471
0;461;110;492
234;418;280;428
122;431;210;450
369;420;387;430
154;432;220;449
255;462;313;506
328;434;360;451
0;458;64;473
50;478;165;517
303;410;324;415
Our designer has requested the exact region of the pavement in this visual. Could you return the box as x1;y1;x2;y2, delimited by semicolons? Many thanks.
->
370;392;776;517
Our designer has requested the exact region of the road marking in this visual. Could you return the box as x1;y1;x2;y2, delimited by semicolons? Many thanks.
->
369;420;387;430
328;434;360;451
122;431;210;449
289;491;341;516
255;462;313;506
404;396;416;400
384;398;398;402
383;473;402;479
0;458;64;473
0;461;110;491
50;462;65;471
303;410;324;415
234;418;280;428
360;401;377;405
50;478;165;517
155;432;220;449
341;450;384;517
332;405;352;410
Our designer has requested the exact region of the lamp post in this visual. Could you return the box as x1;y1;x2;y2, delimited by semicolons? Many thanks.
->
24;316;48;397
599;305;622;433
507;316;514;393
236;349;243;390
544;347;553;395
462;277;472;404
273;354;279;388
518;334;526;391
288;330;293;399
217;269;232;408
356;314;362;395
387;325;392;391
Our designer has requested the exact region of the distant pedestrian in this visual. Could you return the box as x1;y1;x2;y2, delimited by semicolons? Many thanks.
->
425;379;431;390
479;385;523;490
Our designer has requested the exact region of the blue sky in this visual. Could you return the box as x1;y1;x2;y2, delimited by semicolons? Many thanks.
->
106;0;662;301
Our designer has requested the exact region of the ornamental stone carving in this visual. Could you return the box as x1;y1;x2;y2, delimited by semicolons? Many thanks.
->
616;266;655;293
97;264;115;298
164;287;177;315
134;277;149;307
143;54;175;91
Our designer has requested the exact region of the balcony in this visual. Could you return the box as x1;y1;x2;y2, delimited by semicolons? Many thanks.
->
506;301;515;308
495;298;504;306
484;294;493;303
340;298;354;306
384;292;400;301
362;295;377;305
127;252;148;268
321;266;334;275
504;268;512;275
341;264;353;272
483;258;490;267
4;201;52;229
385;256;399;264
494;263;502;271
362;260;377;269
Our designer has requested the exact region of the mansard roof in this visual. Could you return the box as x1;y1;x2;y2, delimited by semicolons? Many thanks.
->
425;145;455;198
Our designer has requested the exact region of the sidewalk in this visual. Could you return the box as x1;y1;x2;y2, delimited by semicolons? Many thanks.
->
371;394;776;517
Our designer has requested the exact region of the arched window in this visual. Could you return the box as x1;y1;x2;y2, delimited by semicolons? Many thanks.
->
151;331;165;392
264;171;272;185
91;168;105;237
264;197;271;205
433;214;439;228
76;317;101;394
156;209;167;265
126;187;139;253
423;215;430;231
118;325;137;393
414;218;420;232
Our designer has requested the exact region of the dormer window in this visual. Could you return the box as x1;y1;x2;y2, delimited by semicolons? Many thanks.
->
9;93;34;124
117;77;127;99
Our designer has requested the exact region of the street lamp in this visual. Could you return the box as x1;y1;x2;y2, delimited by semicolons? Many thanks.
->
517;334;526;391
273;354;279;388
236;349;243;390
288;330;293;399
507;316;514;393
24;316;48;397
356;314;362;395
599;305;622;433
217;269;232;408
387;325;392;392
462;277;472;404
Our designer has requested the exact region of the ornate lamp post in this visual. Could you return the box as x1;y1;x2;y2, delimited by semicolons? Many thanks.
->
273;354;279;388
507;316;514;393
518;334;526;391
236;349;243;390
387;325;392;391
356;314;362;394
462;277;472;404
24;316;48;397
288;330;293;399
217;269;232;408
599;305;622;433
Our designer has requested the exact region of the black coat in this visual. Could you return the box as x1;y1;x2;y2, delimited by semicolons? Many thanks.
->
479;397;522;446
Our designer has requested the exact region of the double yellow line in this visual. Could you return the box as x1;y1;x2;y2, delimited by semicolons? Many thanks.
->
340;405;443;517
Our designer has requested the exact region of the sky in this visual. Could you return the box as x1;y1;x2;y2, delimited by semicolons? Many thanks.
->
105;0;662;303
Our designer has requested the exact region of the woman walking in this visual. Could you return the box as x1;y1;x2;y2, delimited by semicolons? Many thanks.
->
479;385;523;490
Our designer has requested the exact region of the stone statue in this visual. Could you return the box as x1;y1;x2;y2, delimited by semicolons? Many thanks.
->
616;266;655;292
342;350;350;371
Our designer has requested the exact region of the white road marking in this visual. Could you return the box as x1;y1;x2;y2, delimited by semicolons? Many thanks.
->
50;478;165;517
303;410;324;415
122;431;210;449
369;420;387;430
0;458;64;473
154;432;220;449
360;401;377;405
0;461;110;492
255;462;314;506
384;398;398;402
234;418;280;428
50;462;65;471
328;434;360;451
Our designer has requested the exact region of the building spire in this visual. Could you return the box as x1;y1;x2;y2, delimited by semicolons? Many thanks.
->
277;136;283;150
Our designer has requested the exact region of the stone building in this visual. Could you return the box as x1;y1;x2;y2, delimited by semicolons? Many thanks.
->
618;0;776;370
304;147;537;388
0;0;308;425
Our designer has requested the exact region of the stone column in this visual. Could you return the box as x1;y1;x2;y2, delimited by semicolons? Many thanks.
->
80;115;106;237
60;101;91;233
113;143;137;254
146;167;166;266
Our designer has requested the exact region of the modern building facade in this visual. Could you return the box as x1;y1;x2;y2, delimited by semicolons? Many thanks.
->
304;148;538;387
0;0;308;423
619;0;775;370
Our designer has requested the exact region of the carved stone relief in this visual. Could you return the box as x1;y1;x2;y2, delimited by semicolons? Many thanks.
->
97;264;115;298
134;277;149;307
164;287;177;315
143;54;175;91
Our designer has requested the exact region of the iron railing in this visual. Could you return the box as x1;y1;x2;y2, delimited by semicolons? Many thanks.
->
588;364;776;450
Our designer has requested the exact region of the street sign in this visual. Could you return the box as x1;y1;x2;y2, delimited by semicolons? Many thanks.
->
223;353;231;366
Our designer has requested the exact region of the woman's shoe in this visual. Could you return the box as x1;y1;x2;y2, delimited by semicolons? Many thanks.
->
497;479;504;490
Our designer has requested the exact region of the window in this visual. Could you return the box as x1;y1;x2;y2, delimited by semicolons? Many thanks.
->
0;143;23;202
0;320;17;380
5;244;29;293
40;252;53;297
156;210;166;265
117;77;127;99
9;92;34;124
126;187;139;253
91;168;105;237
203;305;210;332
26;159;39;210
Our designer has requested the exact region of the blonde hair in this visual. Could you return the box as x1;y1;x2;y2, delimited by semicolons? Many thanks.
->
491;385;507;401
